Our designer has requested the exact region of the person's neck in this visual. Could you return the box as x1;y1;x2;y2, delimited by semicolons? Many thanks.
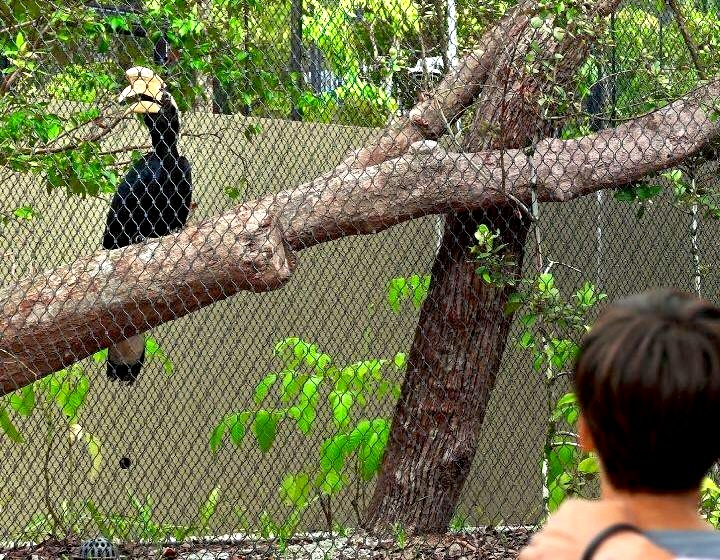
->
602;482;711;531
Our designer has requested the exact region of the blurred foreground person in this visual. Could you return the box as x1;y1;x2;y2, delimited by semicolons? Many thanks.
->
520;290;720;560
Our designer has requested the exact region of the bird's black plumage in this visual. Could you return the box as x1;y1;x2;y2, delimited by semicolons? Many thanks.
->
104;74;192;384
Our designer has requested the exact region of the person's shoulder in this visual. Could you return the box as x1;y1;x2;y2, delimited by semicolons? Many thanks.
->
646;530;720;559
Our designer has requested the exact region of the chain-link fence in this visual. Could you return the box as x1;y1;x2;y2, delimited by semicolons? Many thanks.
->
0;0;719;557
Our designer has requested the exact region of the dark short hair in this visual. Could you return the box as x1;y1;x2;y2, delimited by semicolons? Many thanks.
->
574;289;720;493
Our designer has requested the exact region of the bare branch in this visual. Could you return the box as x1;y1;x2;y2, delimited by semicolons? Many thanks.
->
665;0;706;80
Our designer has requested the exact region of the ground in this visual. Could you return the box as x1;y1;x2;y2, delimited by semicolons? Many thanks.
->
0;528;532;559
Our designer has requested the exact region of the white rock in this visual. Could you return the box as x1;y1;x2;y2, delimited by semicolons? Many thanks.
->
179;551;230;560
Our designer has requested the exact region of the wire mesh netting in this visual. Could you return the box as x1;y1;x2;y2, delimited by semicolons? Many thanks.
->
0;0;720;557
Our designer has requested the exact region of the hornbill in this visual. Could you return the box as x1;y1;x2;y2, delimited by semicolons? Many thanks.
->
103;66;192;384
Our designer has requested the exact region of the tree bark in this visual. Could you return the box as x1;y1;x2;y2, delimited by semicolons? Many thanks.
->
0;208;293;393
0;80;717;394
364;0;623;533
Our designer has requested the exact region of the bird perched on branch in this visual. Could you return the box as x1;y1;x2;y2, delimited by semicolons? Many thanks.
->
103;66;192;384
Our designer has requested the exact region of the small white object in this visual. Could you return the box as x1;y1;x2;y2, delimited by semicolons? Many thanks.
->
408;56;444;78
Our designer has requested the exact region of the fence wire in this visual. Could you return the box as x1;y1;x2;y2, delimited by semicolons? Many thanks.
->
0;0;719;558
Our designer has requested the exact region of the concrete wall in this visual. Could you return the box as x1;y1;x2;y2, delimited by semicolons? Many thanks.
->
0;111;708;537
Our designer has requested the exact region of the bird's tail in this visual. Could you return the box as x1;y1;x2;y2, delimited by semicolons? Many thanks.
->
107;335;146;385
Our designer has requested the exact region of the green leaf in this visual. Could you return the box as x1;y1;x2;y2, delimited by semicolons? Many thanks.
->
199;487;221;531
9;385;35;417
302;375;323;401
281;370;306;403
253;410;280;453
530;15;544;28
12;205;37;220
0;408;23;443
317;468;344;495
702;477;720;494
548;472;572;511
330;391;354;427
279;473;310;508
229;413;248;446
347;419;372;449
40;365;89;421
254;373;278;404
547;444;576;482
537;273;555;293
636;184;662;201
209;413;248;452
519;331;535;349
387;278;408;313
295;395;317;435
320;434;351;473
614;186;637;202
408;274;430;309
520;313;537;327
92;349;108;363
578;455;599;474
551;393;578;421
358;419;390;480
145;337;173;376
224;185;242;200
85;501;112;538
393;352;407;369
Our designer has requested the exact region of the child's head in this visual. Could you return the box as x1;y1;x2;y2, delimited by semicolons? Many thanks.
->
574;289;720;494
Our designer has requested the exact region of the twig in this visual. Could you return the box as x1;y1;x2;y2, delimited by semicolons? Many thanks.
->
319;494;333;532
543;260;584;275
99;144;152;157
665;0;706;80
528;136;544;271
16;111;128;157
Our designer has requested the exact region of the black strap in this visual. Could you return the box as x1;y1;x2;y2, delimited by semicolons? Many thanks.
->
581;522;643;560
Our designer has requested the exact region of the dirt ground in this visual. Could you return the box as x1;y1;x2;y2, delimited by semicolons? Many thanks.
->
0;528;533;560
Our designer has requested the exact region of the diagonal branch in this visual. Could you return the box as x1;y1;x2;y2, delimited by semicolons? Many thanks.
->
1;79;718;393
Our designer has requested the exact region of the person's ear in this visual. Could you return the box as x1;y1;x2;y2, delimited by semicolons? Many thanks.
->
578;414;596;453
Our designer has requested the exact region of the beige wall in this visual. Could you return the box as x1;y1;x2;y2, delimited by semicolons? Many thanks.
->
0;111;706;537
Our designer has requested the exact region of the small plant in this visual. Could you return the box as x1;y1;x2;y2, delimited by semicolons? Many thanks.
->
449;511;469;533
392;522;407;549
387;274;430;313
258;509;301;552
476;258;607;513
85;486;220;543
210;337;401;532
470;224;518;286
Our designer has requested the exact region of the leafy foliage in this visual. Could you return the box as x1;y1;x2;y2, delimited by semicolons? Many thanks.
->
1;338;174;487
503;273;606;512
210;336;401;529
19;486;221;543
387;274;430;312
470;224;518;286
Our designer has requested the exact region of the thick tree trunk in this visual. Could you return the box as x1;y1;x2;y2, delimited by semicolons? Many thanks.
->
365;0;622;533
365;208;529;532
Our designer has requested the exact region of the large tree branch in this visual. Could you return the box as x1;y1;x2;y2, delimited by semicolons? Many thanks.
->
1;79;718;393
339;0;537;170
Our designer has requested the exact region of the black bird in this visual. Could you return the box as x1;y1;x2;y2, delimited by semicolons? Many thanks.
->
103;66;192;384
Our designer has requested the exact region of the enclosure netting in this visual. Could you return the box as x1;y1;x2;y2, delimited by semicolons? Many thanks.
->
0;0;719;557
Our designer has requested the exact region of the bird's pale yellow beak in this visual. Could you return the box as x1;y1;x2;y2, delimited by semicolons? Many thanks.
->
119;66;166;114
